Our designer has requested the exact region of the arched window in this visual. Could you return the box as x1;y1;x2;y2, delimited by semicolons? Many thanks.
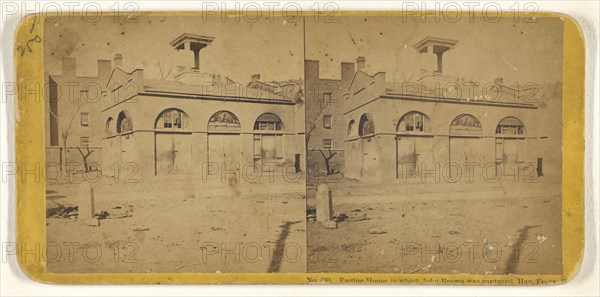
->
397;111;432;133
155;108;191;130
208;111;240;131
347;120;357;139
116;111;133;133
496;117;525;135
358;113;375;136
254;113;283;131
450;114;482;134
105;117;113;136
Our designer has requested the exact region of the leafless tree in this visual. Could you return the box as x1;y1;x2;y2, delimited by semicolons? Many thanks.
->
305;95;337;176
305;98;325;153
76;147;95;173
318;149;337;175
48;98;93;173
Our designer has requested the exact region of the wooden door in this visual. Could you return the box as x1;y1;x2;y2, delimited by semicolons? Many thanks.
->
155;133;192;175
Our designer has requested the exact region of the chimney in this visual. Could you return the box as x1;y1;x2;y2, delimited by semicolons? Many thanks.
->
251;74;261;82
304;60;319;81
494;78;504;85
97;60;111;78
341;62;355;85
356;56;366;71
62;58;76;77
114;53;123;67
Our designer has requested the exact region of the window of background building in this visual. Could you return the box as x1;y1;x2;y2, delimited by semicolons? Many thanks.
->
80;112;89;127
323;115;332;129
323;139;333;149
322;92;332;106
80;136;90;147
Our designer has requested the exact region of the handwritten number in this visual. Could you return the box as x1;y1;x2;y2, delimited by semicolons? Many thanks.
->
18;19;41;57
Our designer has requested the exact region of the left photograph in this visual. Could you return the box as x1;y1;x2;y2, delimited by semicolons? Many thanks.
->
43;15;306;273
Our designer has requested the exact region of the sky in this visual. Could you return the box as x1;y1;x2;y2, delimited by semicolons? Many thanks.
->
44;15;305;84
44;15;563;86
305;15;563;85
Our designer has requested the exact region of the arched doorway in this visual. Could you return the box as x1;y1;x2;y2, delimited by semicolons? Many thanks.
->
253;113;284;170
358;113;374;137
347;120;357;139
207;111;241;170
449;114;483;177
105;117;114;137
116;110;135;165
396;111;433;178
117;111;133;134
495;117;526;176
344;119;360;179
154;108;192;175
358;113;376;178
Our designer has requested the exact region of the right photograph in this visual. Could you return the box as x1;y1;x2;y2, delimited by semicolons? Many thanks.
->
304;15;563;275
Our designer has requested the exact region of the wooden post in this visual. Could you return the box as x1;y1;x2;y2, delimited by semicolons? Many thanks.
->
78;181;98;226
316;183;333;223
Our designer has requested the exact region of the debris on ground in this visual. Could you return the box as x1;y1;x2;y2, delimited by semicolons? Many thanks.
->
333;212;348;222
95;210;110;219
95;205;133;220
132;225;149;231
348;213;369;222
368;227;387;234
306;208;318;222
322;220;338;229
85;218;100;227
47;206;78;219
110;208;131;219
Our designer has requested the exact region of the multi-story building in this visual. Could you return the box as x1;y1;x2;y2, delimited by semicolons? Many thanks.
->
304;59;354;175
45;57;110;173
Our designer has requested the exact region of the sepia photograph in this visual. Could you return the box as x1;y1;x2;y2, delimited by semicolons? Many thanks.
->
3;0;594;291
304;16;564;276
43;15;307;273
37;12;568;278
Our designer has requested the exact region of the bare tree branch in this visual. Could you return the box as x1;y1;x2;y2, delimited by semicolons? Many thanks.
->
49;97;87;172
77;147;95;173
305;98;327;148
157;57;174;80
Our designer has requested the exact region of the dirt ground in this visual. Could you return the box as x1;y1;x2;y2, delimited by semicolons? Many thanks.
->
45;171;562;275
306;175;562;275
46;175;306;273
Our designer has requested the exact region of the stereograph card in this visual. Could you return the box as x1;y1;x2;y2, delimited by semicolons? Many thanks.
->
12;10;584;285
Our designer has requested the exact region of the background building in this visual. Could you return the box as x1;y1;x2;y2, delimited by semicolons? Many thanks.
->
44;58;109;174
304;59;354;175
